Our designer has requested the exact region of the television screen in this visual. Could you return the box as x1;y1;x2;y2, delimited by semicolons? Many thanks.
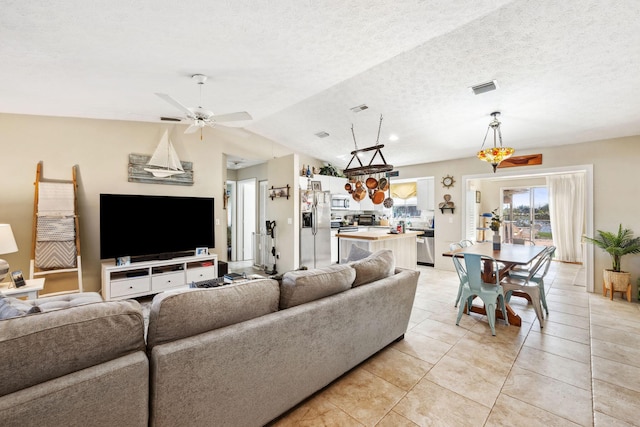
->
100;194;215;260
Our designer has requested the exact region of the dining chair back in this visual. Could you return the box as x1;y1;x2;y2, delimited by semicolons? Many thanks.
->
451;255;467;307
508;245;556;315
502;247;554;326
456;253;509;336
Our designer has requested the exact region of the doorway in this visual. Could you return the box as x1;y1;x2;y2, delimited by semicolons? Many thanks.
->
461;164;594;292
227;178;257;262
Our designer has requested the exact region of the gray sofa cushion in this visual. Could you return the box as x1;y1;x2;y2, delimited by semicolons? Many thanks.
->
280;264;355;309
27;291;103;311
0;296;41;320
0;299;145;397
349;249;396;287
147;279;280;348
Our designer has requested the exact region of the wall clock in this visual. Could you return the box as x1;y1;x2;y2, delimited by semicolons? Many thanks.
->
441;175;455;188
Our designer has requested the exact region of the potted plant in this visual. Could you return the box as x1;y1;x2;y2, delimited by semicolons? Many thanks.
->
583;224;640;301
490;208;502;250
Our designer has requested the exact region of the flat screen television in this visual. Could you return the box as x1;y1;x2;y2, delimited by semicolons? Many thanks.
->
100;194;215;261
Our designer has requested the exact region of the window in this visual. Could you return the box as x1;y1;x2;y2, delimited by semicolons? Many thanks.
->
502;186;551;245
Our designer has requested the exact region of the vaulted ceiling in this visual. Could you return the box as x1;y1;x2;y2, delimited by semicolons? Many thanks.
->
2;1;640;169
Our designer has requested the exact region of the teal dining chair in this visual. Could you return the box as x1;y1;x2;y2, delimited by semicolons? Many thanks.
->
451;254;467;308
500;249;552;327
508;246;556;315
457;253;509;336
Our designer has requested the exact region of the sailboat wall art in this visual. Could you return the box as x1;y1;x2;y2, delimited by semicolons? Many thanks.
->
128;130;194;186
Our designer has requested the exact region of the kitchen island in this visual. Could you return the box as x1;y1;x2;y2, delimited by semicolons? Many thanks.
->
336;230;420;269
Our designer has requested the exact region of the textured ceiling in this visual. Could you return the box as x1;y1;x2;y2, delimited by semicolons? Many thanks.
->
2;1;640;169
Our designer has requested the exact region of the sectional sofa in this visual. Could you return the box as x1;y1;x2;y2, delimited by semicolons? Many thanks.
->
0;249;419;427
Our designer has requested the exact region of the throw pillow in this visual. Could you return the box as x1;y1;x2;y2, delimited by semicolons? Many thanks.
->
0;295;41;320
346;245;372;262
147;279;280;348
349;249;395;287
280;264;356;309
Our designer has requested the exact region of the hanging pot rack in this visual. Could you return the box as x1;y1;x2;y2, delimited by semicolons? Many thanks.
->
343;114;394;178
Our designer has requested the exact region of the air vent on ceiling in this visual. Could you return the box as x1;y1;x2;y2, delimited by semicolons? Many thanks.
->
314;131;330;138
160;116;182;122
350;104;369;113
470;80;498;95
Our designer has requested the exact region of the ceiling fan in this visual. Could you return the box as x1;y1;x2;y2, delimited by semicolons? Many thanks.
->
156;74;252;139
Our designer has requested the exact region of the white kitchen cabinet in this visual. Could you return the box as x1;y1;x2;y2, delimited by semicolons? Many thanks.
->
417;178;435;211
358;195;383;212
329;177;348;195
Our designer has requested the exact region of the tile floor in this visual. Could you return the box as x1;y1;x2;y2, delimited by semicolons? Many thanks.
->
250;261;640;427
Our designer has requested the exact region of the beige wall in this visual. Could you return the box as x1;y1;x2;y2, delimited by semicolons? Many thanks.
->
1;113;291;294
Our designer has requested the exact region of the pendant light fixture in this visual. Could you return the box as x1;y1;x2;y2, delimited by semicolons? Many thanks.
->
477;111;514;172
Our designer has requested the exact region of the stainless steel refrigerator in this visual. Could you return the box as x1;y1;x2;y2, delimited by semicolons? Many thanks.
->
300;190;331;268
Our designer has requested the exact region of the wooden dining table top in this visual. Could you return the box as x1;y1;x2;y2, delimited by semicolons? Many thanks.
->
443;242;547;266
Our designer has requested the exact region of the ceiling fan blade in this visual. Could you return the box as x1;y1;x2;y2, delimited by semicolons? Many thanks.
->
155;93;196;119
212;111;252;122
184;123;201;134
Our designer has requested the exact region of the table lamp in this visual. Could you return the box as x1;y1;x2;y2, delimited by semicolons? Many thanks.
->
0;224;19;282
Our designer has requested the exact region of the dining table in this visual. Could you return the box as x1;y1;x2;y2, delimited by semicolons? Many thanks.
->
443;242;548;327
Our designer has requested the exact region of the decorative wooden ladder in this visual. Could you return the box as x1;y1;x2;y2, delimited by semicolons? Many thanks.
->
29;162;83;295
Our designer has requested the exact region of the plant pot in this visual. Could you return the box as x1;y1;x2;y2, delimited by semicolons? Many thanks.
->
602;269;631;302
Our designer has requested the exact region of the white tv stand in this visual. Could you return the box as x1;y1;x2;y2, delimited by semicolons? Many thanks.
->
101;254;218;300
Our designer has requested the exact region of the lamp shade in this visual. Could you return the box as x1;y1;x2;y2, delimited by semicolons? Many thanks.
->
0;224;18;255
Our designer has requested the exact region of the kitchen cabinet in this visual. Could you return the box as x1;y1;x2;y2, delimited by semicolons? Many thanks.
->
330;177;349;195
357;195;383;212
300;176;348;195
417;178;435;211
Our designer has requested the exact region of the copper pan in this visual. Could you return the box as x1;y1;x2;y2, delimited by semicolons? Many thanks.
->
366;176;378;189
378;177;389;191
372;190;385;204
353;186;366;201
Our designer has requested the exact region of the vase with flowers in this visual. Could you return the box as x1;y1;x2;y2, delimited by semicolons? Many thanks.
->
490;208;502;250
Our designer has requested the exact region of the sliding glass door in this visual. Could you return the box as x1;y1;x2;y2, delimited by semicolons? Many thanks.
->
502;186;552;245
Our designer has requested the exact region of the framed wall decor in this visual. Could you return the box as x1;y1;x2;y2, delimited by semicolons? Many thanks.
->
311;181;322;191
476;191;481;203
116;256;131;266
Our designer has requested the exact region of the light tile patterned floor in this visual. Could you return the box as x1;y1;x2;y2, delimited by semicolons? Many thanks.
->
267;261;640;426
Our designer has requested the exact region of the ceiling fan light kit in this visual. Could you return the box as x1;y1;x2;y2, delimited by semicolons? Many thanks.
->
477;111;514;172
155;74;252;140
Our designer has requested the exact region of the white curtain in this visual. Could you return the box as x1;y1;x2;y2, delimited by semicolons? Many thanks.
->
548;173;585;262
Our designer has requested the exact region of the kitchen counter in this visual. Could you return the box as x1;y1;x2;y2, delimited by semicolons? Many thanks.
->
336;230;421;240
337;230;418;269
